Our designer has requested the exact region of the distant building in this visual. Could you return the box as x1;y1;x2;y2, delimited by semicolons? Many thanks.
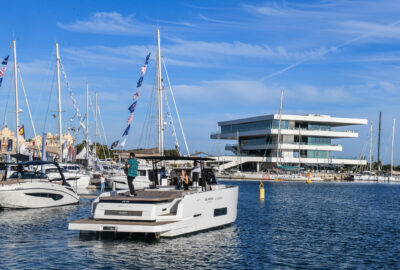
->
0;126;75;157
0;126;25;154
210;114;368;170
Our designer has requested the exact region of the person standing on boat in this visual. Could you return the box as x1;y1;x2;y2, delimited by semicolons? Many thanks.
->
190;161;202;189
126;152;138;196
190;161;201;179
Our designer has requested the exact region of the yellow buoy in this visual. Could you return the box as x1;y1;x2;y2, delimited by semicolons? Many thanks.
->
259;181;265;200
306;171;312;184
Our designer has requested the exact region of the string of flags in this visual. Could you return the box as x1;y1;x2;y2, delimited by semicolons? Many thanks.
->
59;60;86;136
111;53;151;149
0;55;9;87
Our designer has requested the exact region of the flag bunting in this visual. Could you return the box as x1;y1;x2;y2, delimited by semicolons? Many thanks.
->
110;140;119;149
0;55;9;87
59;60;86;134
117;52;151;149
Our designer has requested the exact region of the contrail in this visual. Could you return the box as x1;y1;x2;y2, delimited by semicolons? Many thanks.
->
262;18;400;80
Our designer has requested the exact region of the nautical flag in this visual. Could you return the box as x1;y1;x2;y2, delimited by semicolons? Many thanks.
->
122;124;131;136
137;77;143;88
0;55;9;87
141;65;147;76
119;137;127;148
128;101;137;113
145;53;151;65
1;55;8;65
18;125;25;138
127;114;134;125
133;89;140;100
117;52;151;147
110;140;119;149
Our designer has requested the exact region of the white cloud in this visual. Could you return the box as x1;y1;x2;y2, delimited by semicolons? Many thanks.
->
243;1;337;18
244;2;289;17
60;38;331;70
171;80;362;108
57;12;152;35
198;14;242;25
337;20;400;42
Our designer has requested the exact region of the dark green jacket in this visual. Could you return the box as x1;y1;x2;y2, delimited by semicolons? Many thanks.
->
127;158;138;177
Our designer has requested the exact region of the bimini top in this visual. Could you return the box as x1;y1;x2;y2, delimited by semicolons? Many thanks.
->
1;160;60;167
138;156;214;161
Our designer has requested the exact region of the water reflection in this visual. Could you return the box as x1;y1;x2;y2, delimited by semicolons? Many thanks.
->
67;225;240;269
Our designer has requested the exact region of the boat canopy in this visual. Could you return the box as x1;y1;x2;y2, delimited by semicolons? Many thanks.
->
5;160;61;167
1;160;67;184
138;156;214;161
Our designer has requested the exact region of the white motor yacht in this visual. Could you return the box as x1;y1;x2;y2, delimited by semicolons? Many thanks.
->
44;163;91;194
69;157;238;238
0;160;79;209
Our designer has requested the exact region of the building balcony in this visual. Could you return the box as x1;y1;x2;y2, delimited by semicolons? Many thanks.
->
225;142;342;152
211;127;358;140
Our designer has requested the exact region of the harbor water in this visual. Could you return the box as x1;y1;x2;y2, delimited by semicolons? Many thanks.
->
1;180;400;269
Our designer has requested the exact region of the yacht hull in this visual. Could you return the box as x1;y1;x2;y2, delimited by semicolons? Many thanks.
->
69;185;238;237
0;181;79;209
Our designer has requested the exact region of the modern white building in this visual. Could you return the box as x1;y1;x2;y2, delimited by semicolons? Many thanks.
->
210;114;368;170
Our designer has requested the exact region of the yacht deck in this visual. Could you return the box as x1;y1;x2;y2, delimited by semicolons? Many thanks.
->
99;189;186;203
70;218;177;227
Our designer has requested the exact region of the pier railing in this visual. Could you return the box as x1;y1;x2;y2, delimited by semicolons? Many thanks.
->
212;128;358;137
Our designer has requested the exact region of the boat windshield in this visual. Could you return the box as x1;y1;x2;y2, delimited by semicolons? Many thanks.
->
46;168;65;174
9;171;48;180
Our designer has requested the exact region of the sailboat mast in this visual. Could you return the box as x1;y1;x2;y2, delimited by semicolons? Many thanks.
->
369;122;373;172
86;82;89;160
156;29;164;156
55;43;62;161
95;91;98;159
12;40;19;154
277;90;284;164
217;124;221;172
378;112;382;170
391;118;395;176
237;130;240;171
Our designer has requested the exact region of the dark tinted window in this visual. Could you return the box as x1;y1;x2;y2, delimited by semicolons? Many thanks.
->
214;207;227;217
25;193;63;200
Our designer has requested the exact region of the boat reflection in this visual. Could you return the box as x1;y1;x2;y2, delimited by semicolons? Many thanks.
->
68;225;240;268
0;205;78;226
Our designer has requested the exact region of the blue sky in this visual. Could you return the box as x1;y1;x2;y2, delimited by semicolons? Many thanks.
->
1;0;400;163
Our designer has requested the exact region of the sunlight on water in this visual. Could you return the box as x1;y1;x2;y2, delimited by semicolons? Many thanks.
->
1;181;400;269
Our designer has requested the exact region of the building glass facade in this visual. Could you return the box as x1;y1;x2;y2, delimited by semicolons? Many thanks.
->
221;120;290;134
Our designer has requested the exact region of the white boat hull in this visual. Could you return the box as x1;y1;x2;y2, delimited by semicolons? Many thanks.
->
66;175;91;194
0;181;79;209
69;185;238;237
47;172;91;194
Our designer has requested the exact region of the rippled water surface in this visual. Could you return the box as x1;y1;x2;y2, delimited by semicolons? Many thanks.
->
1;181;400;269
